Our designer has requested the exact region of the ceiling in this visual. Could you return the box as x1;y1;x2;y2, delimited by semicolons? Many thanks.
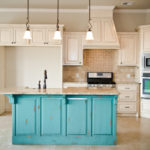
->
0;0;150;9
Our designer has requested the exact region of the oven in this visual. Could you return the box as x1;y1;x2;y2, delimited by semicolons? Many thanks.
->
142;53;150;71
141;73;150;98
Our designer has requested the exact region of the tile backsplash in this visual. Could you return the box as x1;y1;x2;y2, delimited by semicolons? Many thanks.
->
63;49;137;83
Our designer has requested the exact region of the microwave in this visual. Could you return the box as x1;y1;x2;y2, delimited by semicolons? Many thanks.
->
142;53;150;71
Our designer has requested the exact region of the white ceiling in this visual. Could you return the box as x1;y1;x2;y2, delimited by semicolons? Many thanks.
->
0;0;150;9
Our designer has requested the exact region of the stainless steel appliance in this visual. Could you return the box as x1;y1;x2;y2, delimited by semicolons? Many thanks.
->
142;53;150;71
141;72;150;98
87;72;115;88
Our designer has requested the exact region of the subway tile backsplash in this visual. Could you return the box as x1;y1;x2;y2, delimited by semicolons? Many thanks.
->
63;49;137;83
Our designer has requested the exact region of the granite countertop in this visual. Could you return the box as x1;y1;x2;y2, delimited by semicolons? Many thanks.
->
0;87;119;95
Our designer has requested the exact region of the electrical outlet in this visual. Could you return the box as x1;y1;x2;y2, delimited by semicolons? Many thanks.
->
75;73;80;78
127;74;131;78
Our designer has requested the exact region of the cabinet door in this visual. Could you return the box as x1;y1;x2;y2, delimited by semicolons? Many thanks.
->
40;97;62;135
30;28;45;46
13;27;27;46
15;97;36;135
0;26;13;45
92;97;112;135
45;29;62;45
66;97;88;135
63;32;83;65
143;28;150;51
118;33;138;66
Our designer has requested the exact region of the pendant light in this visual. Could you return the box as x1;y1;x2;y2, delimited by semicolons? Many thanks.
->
54;0;62;40
86;0;94;40
24;0;32;40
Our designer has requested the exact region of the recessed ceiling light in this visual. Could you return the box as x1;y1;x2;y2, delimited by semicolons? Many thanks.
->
121;1;134;6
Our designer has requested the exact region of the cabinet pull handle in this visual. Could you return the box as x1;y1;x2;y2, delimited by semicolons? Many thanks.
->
125;96;130;98
125;88;130;90
125;106;130;108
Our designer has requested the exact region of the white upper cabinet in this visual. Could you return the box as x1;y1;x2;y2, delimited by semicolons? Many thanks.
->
13;25;28;46
0;24;63;46
63;32;84;65
138;25;150;52
46;28;62;45
118;32;139;66
0;25;13;45
30;26;45;46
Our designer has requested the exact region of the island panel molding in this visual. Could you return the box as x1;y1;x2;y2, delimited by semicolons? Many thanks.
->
4;92;118;145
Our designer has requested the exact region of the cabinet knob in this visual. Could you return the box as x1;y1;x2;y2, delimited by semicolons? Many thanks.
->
11;42;13;44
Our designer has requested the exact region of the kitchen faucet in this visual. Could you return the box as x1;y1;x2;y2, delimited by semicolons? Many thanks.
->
43;70;47;89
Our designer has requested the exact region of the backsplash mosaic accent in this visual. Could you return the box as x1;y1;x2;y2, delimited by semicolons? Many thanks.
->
63;49;137;83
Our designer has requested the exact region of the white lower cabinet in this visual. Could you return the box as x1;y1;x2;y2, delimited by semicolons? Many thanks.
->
117;84;139;116
63;32;84;65
117;102;136;113
141;99;150;119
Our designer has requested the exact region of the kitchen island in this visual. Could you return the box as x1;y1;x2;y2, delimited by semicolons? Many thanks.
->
0;87;119;145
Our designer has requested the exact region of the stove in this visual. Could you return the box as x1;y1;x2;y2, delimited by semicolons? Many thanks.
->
87;72;116;88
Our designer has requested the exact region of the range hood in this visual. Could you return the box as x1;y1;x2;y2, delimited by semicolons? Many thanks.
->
83;6;120;49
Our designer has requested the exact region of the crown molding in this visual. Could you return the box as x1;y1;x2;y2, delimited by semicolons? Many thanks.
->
0;8;149;14
114;9;150;14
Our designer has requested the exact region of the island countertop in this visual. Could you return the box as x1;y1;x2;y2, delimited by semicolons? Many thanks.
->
0;87;119;95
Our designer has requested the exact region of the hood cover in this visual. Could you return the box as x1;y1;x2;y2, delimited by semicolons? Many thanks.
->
83;6;120;49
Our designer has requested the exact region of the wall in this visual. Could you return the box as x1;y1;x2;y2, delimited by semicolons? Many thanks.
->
114;13;147;32
63;49;136;83
0;10;149;32
0;47;5;114
5;46;62;88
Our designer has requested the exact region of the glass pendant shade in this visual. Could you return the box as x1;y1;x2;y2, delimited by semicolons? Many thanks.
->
54;30;62;40
86;30;94;40
24;29;32;40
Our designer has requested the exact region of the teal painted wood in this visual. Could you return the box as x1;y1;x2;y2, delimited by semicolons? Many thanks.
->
66;97;88;135
5;94;118;145
92;97;112;135
40;97;62;135
15;97;37;135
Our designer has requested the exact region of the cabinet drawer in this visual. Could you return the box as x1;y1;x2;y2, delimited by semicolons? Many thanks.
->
117;102;136;113
117;84;137;91
119;93;136;101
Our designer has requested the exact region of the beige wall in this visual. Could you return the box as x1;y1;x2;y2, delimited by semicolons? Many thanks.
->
5;46;62;88
0;47;5;114
114;13;147;32
0;11;149;32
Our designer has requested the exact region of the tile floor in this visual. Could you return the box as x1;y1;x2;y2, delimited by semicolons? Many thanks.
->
0;113;150;150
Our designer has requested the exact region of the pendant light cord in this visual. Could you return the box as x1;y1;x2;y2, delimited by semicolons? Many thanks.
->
56;0;60;31
88;0;92;31
26;0;30;30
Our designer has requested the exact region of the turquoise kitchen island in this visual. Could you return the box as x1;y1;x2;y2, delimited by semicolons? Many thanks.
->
0;87;118;145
